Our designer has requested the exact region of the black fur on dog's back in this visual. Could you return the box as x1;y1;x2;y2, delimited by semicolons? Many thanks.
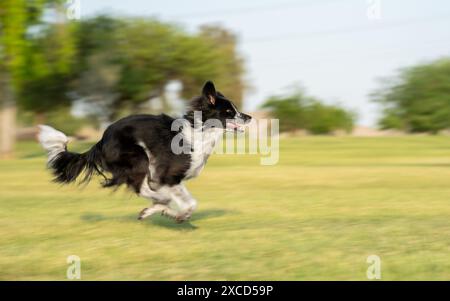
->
99;114;190;192
46;113;191;193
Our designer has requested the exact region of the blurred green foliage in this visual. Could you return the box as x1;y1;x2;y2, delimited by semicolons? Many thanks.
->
19;18;77;114
373;58;450;133
1;8;245;133
262;89;355;134
1;1;71;98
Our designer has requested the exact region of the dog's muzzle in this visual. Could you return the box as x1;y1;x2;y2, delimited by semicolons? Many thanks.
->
226;113;252;132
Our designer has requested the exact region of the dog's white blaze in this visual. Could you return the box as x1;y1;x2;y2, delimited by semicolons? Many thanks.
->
37;125;69;162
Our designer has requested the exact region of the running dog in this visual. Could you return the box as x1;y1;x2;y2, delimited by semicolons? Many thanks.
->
38;81;251;223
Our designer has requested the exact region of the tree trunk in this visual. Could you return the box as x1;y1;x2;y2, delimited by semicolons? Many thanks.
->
0;105;16;158
0;72;16;159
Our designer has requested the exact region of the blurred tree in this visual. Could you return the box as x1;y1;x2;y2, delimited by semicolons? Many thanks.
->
305;102;355;134
373;58;450;133
72;15;123;124
19;14;77;123
0;0;72;157
73;17;181;121
114;19;180;114
177;25;246;107
74;17;246;123
262;89;355;134
262;91;309;132
0;0;27;157
1;10;247;147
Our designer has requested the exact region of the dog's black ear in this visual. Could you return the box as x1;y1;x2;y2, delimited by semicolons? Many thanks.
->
202;81;216;105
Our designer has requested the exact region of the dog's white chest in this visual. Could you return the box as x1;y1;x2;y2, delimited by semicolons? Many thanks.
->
184;127;221;180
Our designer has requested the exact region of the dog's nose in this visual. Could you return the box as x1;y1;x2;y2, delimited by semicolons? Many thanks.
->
241;113;252;123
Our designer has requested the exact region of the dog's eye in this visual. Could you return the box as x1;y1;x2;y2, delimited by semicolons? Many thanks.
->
226;109;232;113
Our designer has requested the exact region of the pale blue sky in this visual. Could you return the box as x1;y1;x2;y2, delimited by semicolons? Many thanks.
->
79;0;450;126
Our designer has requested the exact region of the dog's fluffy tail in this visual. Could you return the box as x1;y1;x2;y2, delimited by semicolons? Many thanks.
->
38;125;104;184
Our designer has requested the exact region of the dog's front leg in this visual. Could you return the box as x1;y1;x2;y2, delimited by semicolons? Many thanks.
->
175;184;197;221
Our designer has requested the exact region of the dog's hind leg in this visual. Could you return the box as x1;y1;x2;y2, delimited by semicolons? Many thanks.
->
138;204;180;221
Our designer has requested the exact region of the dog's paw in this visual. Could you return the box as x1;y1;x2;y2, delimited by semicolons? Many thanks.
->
138;207;161;220
174;213;192;224
175;216;186;224
137;207;148;220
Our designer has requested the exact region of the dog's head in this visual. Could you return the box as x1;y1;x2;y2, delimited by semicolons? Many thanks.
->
189;81;252;131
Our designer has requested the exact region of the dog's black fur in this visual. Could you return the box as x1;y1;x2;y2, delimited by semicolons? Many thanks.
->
47;81;251;193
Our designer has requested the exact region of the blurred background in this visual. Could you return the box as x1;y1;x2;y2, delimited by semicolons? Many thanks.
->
1;0;449;147
1;0;450;280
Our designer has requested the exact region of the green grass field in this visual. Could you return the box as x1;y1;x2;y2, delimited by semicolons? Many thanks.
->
1;136;450;280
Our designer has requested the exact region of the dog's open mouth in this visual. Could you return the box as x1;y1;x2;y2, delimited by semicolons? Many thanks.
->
226;121;245;132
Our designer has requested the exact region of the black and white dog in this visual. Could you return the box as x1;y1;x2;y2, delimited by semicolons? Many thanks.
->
38;81;251;222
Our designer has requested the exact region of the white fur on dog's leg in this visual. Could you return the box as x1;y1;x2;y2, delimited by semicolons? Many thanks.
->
172;185;197;222
157;184;197;220
179;185;197;220
175;205;196;223
139;182;197;223
138;204;165;220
